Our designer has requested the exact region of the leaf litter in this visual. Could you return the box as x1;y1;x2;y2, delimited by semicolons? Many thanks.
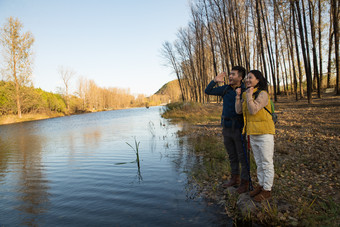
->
168;93;340;226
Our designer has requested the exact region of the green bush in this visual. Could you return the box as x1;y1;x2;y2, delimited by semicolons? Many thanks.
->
0;81;16;114
0;81;68;115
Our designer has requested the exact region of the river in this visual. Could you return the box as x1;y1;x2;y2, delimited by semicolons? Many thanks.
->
0;106;231;226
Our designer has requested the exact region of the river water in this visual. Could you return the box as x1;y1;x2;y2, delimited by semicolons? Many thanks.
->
0;106;231;226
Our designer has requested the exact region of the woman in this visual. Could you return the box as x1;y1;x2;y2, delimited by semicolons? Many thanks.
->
235;70;275;202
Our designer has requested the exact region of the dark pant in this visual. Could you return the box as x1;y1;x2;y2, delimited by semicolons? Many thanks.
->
222;127;249;181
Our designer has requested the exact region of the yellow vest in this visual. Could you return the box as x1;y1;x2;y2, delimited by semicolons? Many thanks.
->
242;88;275;135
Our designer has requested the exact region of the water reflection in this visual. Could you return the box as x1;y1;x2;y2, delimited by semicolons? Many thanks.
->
0;137;10;184
6;125;50;226
136;164;143;183
83;130;102;147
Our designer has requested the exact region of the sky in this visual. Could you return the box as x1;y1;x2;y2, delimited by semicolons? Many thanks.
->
0;0;191;96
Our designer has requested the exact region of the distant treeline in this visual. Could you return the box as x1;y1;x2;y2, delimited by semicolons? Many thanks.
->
0;80;175;116
74;77;174;112
162;0;339;103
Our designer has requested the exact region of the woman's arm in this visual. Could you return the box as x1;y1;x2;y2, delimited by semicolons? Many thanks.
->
235;88;243;114
246;91;269;115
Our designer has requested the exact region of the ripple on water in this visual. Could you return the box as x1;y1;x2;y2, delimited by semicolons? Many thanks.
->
0;107;229;226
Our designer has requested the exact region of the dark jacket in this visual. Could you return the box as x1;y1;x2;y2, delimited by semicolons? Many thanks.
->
205;80;245;129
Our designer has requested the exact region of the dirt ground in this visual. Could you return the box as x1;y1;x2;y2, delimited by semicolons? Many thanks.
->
174;93;340;226
273;94;340;202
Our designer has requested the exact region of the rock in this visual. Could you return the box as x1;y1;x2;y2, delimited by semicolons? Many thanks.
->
237;193;257;216
225;186;237;194
288;216;299;226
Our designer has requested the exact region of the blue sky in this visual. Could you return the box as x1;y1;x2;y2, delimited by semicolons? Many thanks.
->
0;0;190;96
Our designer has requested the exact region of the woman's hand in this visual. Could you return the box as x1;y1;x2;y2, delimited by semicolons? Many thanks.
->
246;87;254;100
246;87;254;95
214;72;226;83
235;88;241;97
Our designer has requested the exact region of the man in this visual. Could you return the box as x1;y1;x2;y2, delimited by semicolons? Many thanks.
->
204;66;249;194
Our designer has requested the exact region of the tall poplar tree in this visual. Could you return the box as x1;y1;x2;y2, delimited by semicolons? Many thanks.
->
0;17;34;118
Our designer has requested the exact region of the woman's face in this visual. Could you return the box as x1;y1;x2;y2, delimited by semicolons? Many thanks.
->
245;73;259;88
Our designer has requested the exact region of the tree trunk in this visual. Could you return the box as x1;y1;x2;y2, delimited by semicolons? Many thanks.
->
292;2;304;99
332;0;340;94
302;0;313;95
308;0;321;98
318;0;323;90
274;0;281;95
295;0;313;103
204;0;218;78
291;22;299;100
14;72;22;118
327;5;334;89
261;0;277;100
255;0;269;81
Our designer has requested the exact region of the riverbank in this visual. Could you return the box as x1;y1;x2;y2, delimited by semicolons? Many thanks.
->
0;112;66;125
0;105;151;126
162;94;340;226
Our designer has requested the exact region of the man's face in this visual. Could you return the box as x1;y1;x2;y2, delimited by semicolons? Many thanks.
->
229;70;242;85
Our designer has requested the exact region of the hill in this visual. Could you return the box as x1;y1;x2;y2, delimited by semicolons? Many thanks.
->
153;79;181;103
150;80;181;104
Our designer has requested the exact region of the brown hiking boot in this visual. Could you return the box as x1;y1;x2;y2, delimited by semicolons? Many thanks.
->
222;174;240;188
236;179;249;194
249;185;263;197
253;189;271;202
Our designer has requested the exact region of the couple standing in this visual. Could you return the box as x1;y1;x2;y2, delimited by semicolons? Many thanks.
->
205;66;275;202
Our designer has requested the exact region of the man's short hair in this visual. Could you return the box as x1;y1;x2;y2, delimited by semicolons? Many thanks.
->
231;66;246;79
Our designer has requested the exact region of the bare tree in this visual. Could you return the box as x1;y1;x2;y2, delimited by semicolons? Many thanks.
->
255;0;269;81
203;0;218;79
295;0;313;103
327;9;334;88
161;0;335;103
161;41;186;101
0;17;34;118
318;0;323;90
332;0;339;94
77;76;88;110
58;66;76;111
308;0;321;97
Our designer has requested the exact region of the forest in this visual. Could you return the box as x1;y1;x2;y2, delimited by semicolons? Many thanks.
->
162;0;339;103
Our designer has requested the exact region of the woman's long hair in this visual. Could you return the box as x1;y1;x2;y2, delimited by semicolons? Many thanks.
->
249;70;268;91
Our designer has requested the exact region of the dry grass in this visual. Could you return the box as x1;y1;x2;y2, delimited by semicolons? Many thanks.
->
162;102;222;124
0;112;64;125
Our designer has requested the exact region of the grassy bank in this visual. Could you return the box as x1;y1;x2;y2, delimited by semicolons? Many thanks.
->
161;102;221;123
162;94;340;226
0;112;65;125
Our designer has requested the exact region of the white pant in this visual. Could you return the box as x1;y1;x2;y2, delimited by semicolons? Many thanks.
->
250;134;274;191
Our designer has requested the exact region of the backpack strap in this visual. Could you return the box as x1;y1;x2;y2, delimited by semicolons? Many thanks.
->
254;89;277;123
263;106;272;114
253;89;262;99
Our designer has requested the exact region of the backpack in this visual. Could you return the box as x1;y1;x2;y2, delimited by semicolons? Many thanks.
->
253;90;278;124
